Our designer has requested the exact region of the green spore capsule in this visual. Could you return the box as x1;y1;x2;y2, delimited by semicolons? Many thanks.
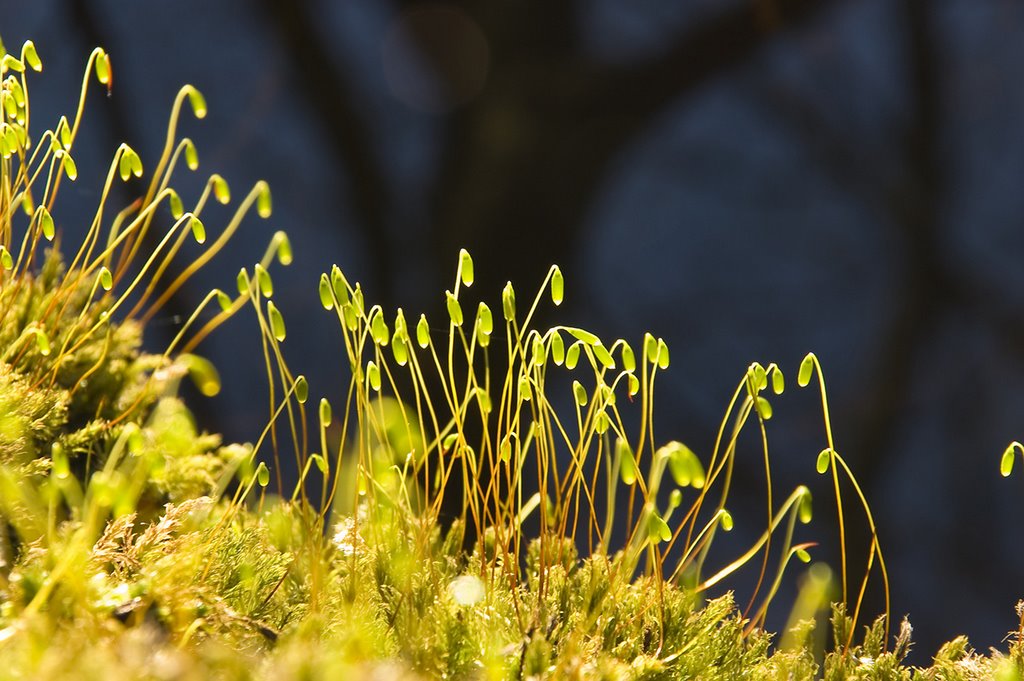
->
293;376;308;403
816;448;832;474
256;181;272;218
798;353;816;387
719;509;734;531
445;290;463;326
617;438;637;486
550;331;565;366
798;487;813;524
1001;442;1022;477
181;353;221;397
476;388;491;414
551;265;564;305
168;189;183;219
664;441;703;488
189;216;206;244
236;267;251;296
367;361;381;392
370;309;389;346
183;138;198;170
0;54;24;73
772;368;785;395
532;335;546;367
620;342;636;373
342;304;358;331
57;116;72;149
644;332;658;364
118;149;134;181
392;332;408;366
94;49;111;84
255;264;273;298
565;342;581;370
572;380;588;407
518;375;532;402
750;363;767;391
318;274;334;310
255;462;270;488
60;151;77;180
275;231;293;265
267;301;286;341
417;314;430;348
476;302;493;336
593;343;615;369
128;147;143;177
648;512;672;543
566;327;599;346
352;287;365;315
330;265;349;304
502;281;515;321
656;338;670;369
212;174;230;203
314;453;329;474
22;41;41;72
459;248;474;286
187;85;208;118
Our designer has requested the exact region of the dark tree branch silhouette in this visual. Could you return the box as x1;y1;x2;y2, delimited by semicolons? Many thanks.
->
848;0;945;485
259;0;396;304
422;0;845;300
254;0;843;307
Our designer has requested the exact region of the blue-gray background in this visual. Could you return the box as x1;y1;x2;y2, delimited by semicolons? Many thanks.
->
5;0;1024;663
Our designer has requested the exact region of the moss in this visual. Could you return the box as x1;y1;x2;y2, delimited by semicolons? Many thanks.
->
0;363;67;467
145;397;246;502
1;34;1024;681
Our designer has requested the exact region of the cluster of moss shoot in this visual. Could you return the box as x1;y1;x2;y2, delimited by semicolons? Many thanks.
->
0;37;1023;680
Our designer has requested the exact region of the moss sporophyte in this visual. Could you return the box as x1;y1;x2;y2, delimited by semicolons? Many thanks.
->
0;36;1022;680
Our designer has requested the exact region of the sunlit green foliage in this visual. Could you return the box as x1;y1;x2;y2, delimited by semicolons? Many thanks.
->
0;35;1022;681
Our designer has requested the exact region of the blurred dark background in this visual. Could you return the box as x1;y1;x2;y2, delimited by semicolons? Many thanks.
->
5;0;1024;664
